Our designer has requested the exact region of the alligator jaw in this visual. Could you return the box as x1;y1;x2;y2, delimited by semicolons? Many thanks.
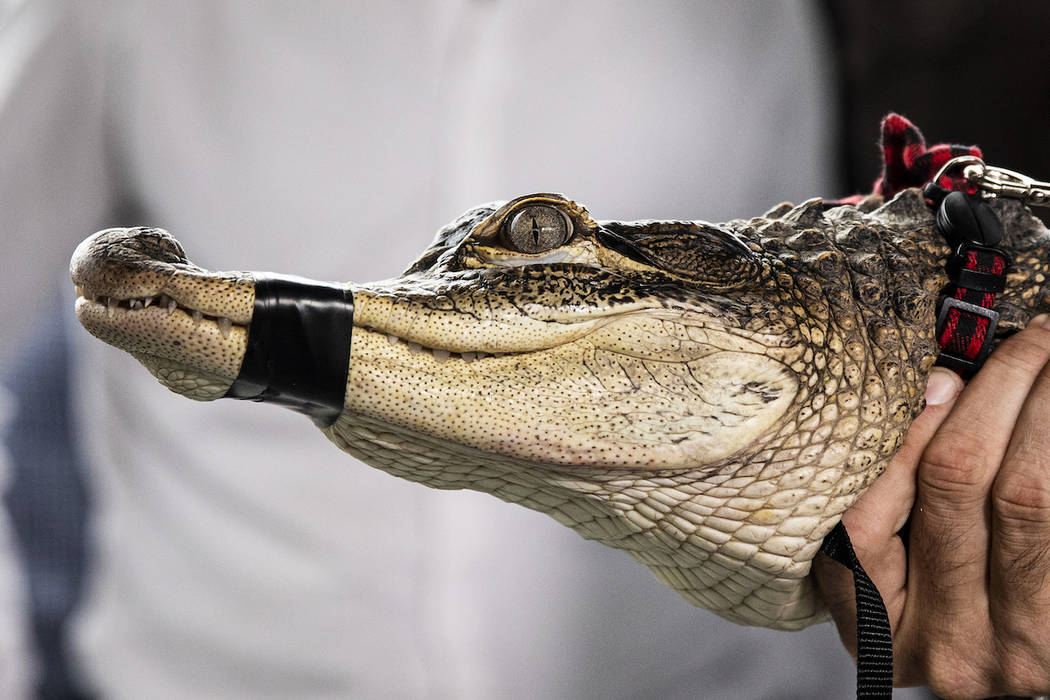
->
71;227;254;400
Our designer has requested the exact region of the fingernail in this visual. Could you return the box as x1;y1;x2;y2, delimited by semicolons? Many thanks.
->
925;368;962;405
1028;313;1050;329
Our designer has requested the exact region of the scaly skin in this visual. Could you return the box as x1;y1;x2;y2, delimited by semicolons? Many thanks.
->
70;190;1050;629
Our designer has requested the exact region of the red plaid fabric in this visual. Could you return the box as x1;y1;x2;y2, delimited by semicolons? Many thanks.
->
873;113;983;197
834;113;983;205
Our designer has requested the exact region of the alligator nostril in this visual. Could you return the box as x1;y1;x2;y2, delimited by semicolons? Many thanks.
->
157;235;186;259
132;228;186;260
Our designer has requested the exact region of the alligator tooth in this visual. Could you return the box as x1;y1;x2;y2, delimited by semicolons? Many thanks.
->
491;352;504;358
130;299;143;310
192;310;203;326
75;285;84;298
217;317;232;338
143;296;154;308
387;334;400;345
407;342;423;354
475;351;489;359
432;349;450;363
461;352;477;362
107;297;117;317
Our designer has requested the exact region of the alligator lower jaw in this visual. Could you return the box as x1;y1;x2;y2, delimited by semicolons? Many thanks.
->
73;287;250;400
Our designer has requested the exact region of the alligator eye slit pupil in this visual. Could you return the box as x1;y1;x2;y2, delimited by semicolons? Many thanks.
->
531;217;540;246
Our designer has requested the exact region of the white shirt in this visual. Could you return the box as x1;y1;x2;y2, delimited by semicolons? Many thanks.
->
0;1;931;697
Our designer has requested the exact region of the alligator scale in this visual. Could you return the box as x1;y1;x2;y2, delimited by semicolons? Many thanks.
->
70;184;1050;630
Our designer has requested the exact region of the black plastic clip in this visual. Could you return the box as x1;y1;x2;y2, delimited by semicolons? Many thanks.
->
936;190;1003;247
934;297;1000;377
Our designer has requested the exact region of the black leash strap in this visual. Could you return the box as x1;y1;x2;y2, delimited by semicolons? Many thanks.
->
820;522;894;698
924;187;1008;379
224;273;354;427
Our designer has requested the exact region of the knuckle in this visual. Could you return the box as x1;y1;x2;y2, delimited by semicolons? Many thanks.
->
992;468;1050;528
991;468;1050;596
918;436;995;502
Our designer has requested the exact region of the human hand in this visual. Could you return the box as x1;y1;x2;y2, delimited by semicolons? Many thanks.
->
813;316;1050;698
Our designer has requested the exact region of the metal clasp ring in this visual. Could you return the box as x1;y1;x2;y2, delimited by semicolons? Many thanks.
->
968;163;1050;207
931;155;1050;207
929;155;985;191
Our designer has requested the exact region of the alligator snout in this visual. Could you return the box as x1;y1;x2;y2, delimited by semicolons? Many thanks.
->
72;227;191;302
71;227;354;420
71;227;256;400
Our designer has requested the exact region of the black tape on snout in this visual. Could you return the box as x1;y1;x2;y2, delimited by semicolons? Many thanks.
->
224;273;353;428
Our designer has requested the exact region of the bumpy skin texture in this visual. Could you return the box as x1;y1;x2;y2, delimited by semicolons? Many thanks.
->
71;190;1050;629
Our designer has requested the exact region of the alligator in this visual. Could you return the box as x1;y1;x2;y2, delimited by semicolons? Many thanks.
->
69;186;1050;631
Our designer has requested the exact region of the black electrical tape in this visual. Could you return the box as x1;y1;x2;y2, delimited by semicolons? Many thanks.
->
224;273;353;428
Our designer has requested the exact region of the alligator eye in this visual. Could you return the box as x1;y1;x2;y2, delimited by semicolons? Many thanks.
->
503;205;572;254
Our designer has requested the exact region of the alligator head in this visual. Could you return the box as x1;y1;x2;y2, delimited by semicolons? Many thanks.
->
70;191;1050;629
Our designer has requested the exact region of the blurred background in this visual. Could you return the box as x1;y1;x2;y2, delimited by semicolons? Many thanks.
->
0;1;1046;698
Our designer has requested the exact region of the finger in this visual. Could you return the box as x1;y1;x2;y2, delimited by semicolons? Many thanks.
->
990;319;1050;640
812;368;963;654
842;368;964;541
910;323;1050;623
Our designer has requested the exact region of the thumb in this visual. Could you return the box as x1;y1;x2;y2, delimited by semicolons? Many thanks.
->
849;367;964;538
812;367;963;652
